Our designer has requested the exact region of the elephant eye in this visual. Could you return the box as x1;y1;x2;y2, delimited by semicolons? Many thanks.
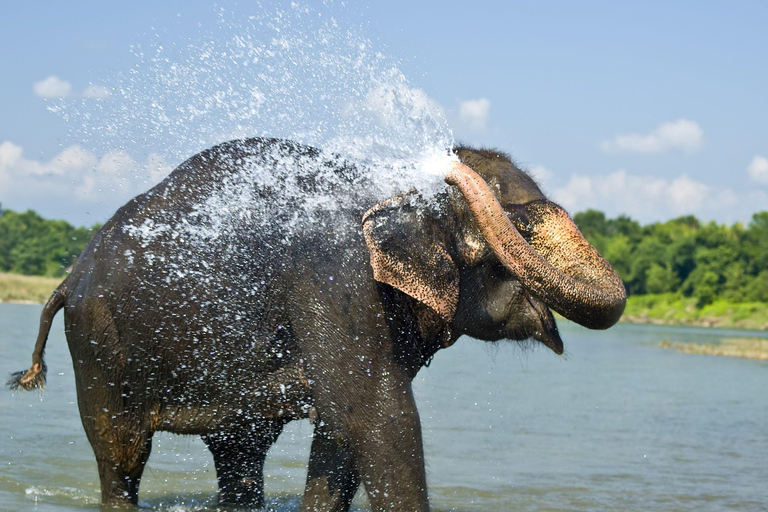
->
503;205;534;235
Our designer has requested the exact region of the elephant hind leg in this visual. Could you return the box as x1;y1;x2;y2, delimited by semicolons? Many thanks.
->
94;432;154;504
76;392;154;504
202;420;284;507
67;305;156;505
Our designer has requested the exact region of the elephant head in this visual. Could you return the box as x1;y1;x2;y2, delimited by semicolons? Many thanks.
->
362;147;626;354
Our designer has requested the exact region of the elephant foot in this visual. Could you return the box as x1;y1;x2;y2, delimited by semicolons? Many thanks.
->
219;477;264;507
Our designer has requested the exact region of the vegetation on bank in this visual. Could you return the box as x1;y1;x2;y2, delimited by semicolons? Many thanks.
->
573;209;768;306
0;204;98;277
573;209;768;330
0;272;63;303
624;293;768;331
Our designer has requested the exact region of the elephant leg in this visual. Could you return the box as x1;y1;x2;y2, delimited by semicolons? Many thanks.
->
292;296;430;510
69;314;155;505
77;394;153;504
301;426;359;512
202;420;284;507
309;375;429;511
93;433;154;505
350;393;430;512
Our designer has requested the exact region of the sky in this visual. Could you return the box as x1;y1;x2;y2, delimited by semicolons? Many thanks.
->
1;0;766;227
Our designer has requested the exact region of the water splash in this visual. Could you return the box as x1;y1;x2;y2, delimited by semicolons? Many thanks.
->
54;2;456;220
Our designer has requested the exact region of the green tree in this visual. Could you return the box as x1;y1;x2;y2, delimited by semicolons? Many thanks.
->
0;206;98;277
573;207;767;306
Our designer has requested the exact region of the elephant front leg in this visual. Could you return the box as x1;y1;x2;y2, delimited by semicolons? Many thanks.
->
310;382;430;512
301;425;359;512
351;398;430;512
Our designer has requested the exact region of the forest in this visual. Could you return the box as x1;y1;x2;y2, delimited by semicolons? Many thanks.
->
0;205;98;277
1;203;767;306
573;209;768;305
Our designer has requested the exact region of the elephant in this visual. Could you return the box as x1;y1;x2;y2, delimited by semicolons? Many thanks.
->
8;137;625;511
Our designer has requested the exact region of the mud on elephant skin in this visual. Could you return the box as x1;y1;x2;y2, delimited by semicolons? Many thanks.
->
8;138;625;511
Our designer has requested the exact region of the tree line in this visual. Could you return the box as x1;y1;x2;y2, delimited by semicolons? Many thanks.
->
0;204;98;277
573;210;768;305
1;203;767;306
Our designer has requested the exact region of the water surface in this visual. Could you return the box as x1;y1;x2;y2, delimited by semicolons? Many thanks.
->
1;304;766;511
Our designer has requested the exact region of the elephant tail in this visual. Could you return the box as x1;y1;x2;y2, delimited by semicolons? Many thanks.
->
7;280;68;392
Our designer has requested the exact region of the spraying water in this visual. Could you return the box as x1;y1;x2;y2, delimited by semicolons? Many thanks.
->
52;2;456;238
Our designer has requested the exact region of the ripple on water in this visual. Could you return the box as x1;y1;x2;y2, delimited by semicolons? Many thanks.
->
24;485;100;505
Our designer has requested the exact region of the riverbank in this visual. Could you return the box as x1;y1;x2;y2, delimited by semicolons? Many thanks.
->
0;272;62;304
622;293;768;331
660;338;768;361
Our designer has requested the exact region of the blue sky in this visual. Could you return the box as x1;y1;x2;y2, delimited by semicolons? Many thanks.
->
1;0;766;226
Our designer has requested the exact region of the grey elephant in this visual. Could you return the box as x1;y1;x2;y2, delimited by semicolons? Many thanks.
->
9;138;625;511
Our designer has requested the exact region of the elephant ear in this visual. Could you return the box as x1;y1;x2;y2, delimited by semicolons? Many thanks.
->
362;194;459;321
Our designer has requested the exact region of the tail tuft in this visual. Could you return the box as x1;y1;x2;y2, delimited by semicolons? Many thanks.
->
7;363;47;392
8;281;64;394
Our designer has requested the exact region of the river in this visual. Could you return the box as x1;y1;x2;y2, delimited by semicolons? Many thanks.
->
1;303;766;511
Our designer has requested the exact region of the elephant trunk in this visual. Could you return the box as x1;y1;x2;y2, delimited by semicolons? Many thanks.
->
445;162;626;330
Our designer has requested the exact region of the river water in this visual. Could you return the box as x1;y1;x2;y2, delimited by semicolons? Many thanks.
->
1;303;766;511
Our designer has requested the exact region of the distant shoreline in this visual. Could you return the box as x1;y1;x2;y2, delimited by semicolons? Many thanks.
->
2;273;766;332
622;316;767;332
659;338;768;361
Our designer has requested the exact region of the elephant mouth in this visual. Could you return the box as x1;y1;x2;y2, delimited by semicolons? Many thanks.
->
523;292;564;355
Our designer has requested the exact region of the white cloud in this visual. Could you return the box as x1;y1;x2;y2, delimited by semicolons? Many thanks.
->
553;175;593;211
747;155;768;184
32;77;112;100
0;141;24;169
600;119;704;154
666;175;708;212
33;75;72;98
97;151;136;174
458;98;491;131
145;153;173;184
348;87;490;140
548;167;762;223
52;146;98;174
83;84;112;100
528;165;554;185
0;141;171;205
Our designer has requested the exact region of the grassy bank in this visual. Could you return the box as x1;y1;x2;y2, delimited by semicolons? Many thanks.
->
623;293;768;331
660;338;768;361
0;272;62;304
